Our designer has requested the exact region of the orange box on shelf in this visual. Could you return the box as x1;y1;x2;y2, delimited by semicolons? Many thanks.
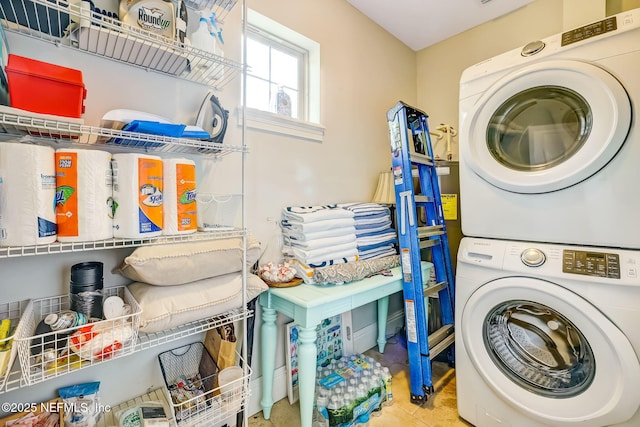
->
5;54;86;118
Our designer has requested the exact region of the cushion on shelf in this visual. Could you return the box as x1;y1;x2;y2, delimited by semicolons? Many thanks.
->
127;272;268;333
116;236;262;286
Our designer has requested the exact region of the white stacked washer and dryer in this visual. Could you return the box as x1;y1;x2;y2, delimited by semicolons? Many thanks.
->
455;7;640;427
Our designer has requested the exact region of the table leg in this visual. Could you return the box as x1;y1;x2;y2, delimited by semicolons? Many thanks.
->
297;325;318;427
377;296;390;353
260;306;277;419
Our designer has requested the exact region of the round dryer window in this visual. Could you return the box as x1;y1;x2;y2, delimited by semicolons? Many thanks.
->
461;277;640;426
462;60;631;193
486;86;592;171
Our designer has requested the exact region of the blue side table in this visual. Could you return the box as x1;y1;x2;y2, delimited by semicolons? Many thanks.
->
259;263;432;427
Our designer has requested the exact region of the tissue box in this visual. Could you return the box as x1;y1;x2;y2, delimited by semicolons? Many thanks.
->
5;54;86;118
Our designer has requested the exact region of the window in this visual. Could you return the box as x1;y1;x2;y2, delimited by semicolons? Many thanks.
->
244;10;323;141
247;29;304;119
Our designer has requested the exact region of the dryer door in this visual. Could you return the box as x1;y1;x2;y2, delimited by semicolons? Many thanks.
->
461;277;640;427
462;60;631;193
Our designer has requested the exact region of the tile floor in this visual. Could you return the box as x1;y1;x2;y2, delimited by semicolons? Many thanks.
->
249;334;472;427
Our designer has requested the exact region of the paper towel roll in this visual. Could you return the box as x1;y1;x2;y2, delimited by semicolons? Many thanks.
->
0;142;57;246
163;158;197;235
56;149;113;242
112;153;163;239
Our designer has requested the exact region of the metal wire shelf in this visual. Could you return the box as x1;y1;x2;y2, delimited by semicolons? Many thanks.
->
0;0;244;89
0;110;245;157
1;306;252;394
136;307;252;352
0;228;245;258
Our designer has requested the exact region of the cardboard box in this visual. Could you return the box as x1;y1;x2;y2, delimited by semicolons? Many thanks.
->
5;54;86;118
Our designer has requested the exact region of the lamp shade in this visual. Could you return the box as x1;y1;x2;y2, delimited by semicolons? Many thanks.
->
372;171;396;205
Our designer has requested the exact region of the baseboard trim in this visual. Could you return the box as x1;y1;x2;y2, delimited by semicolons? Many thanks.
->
247;364;288;417
353;309;404;353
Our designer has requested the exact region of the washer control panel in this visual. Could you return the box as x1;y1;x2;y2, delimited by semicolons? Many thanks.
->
521;248;546;267
562;250;620;279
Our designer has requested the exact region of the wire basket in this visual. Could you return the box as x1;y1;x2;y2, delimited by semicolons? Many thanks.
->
16;286;141;385
196;192;241;231
0;299;30;391
158;342;251;426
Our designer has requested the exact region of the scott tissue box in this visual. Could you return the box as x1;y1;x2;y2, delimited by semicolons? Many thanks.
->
5;54;86;118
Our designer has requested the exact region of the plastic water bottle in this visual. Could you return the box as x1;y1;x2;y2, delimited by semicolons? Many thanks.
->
369;371;383;417
327;395;342;427
313;395;329;427
381;366;393;407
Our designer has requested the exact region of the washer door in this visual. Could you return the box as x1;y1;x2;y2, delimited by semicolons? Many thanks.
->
462;60;631;193
461;277;640;426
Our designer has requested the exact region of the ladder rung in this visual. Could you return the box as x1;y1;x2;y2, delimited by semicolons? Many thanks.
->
419;240;439;249
428;324;455;360
424;281;447;297
410;152;435;166
417;225;444;238
430;333;455;361
414;195;432;204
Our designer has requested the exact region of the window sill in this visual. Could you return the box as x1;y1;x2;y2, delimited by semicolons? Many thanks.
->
238;108;325;142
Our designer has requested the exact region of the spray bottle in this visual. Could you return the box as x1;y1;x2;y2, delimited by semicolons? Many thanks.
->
209;13;225;81
189;11;217;71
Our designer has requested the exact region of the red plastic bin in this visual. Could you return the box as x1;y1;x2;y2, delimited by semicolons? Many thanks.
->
5;54;86;118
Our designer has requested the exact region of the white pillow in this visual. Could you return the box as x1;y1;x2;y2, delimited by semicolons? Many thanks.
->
128;272;268;333
117;236;261;286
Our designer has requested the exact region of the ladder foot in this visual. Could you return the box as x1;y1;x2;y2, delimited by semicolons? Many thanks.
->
411;394;427;405
423;385;435;396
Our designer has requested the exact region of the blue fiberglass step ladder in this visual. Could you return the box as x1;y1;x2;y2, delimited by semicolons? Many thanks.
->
386;101;456;404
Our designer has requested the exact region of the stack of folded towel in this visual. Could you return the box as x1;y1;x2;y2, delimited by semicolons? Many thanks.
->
339;202;397;260
281;205;358;269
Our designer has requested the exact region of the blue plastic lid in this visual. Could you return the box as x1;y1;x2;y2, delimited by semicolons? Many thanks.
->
358;413;370;422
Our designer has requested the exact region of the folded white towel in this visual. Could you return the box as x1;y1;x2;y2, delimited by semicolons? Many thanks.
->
339;202;390;216
355;221;393;234
283;205;354;223
283;233;357;250
282;217;355;233
359;245;397;260
283;241;358;263
282;225;357;242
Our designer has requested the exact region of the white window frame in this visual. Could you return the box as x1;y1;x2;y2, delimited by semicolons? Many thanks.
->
242;9;324;142
247;28;306;119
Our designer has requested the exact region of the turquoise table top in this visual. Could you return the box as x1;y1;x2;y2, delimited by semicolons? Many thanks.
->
259;263;432;328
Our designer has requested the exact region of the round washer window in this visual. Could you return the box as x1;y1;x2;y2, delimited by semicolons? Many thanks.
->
486;86;593;171
484;300;596;398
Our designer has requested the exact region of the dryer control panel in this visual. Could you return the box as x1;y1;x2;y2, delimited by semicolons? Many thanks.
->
562;250;620;279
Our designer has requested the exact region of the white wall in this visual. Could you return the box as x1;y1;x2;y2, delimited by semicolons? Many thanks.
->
243;0;417;408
